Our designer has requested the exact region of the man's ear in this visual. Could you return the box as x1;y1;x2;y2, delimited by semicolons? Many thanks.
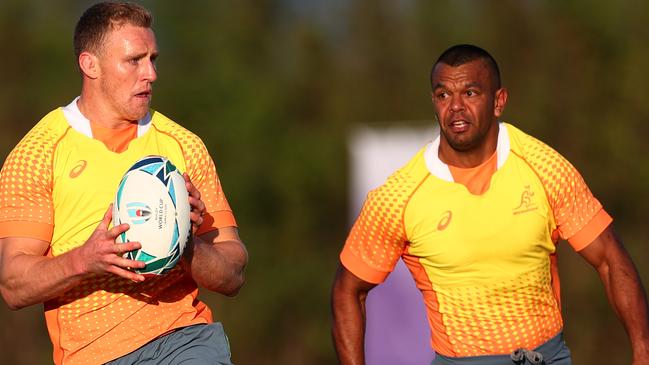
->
494;87;508;118
78;51;100;79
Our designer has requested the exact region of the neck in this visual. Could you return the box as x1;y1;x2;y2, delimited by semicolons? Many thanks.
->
77;90;136;130
438;123;499;168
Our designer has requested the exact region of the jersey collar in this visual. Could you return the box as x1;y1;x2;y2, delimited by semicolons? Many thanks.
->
424;122;510;182
61;96;152;138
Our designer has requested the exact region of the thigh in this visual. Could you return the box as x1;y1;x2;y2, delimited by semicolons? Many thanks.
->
166;322;233;365
106;323;233;365
541;333;572;365
545;344;572;365
432;353;511;365
431;344;572;365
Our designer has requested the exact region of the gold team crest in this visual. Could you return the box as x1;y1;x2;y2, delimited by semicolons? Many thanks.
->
513;185;538;215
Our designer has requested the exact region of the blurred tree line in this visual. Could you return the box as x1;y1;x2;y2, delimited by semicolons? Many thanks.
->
1;0;648;364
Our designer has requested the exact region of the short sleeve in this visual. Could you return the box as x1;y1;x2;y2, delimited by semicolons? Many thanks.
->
0;122;57;241
517;132;611;251
184;139;237;235
539;152;611;250
340;180;410;284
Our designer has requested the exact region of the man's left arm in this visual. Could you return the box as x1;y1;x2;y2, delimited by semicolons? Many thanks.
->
579;224;649;364
181;173;248;296
184;227;247;296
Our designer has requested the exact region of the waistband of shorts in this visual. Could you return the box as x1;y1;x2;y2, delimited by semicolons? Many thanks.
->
434;331;566;365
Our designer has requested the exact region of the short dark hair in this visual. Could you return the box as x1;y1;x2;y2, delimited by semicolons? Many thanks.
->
431;44;501;90
73;1;153;59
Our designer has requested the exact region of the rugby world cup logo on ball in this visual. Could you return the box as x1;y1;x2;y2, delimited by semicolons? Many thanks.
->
113;156;191;275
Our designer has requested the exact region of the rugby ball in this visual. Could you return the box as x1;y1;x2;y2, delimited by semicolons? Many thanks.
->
112;155;191;275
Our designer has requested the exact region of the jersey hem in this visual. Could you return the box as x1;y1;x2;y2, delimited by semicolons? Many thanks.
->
567;209;612;251
0;221;53;241
196;210;237;236
340;247;389;284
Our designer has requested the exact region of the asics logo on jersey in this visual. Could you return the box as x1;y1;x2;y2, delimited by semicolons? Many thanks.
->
513;185;538;215
437;210;453;231
69;160;87;178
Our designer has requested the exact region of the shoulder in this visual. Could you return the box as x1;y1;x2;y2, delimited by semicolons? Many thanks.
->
505;122;576;175
149;110;207;149
505;122;591;205
7;108;70;159
149;110;216;176
396;147;429;179
368;147;429;204
0;108;69;187
24;108;70;143
506;123;560;158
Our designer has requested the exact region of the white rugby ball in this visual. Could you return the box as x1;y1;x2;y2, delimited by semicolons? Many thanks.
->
112;155;191;275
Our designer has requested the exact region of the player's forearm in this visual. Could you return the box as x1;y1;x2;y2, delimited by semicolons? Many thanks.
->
0;248;87;310
600;251;649;358
184;237;247;296
331;283;368;365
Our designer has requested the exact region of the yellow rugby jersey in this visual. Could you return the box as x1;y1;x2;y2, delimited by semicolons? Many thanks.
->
341;122;612;357
0;99;236;365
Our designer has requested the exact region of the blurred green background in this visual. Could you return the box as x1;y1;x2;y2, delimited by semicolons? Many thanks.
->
1;0;648;364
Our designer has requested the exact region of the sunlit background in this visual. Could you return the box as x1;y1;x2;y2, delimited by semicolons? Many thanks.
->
1;1;648;364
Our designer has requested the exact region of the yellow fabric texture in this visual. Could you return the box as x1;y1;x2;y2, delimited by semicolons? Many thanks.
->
0;108;236;365
340;123;611;357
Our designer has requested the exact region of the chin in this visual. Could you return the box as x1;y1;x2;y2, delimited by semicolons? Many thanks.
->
449;144;472;152
127;108;150;121
441;133;468;150
447;138;477;152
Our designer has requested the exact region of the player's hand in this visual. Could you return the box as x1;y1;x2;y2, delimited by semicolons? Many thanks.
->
75;204;146;282
184;173;206;237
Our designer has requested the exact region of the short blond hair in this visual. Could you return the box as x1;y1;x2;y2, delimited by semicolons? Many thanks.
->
73;1;152;58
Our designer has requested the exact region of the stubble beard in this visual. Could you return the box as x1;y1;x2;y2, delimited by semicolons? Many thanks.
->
120;96;151;122
100;80;151;122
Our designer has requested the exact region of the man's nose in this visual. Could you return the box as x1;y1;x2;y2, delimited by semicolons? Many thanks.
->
450;95;464;112
143;59;157;82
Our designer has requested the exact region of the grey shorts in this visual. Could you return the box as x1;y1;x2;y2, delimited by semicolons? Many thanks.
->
432;332;572;365
105;323;233;365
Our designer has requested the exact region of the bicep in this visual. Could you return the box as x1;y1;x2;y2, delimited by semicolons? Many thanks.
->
199;226;247;260
334;265;377;296
0;237;50;276
200;226;240;244
578;224;625;270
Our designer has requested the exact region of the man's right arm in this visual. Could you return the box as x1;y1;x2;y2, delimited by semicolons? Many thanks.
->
0;206;145;310
331;264;377;365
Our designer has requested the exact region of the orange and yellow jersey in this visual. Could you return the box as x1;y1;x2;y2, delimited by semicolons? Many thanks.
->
341;122;612;357
0;98;237;365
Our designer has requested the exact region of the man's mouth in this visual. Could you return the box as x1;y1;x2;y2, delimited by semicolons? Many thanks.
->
449;119;469;132
135;90;152;98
